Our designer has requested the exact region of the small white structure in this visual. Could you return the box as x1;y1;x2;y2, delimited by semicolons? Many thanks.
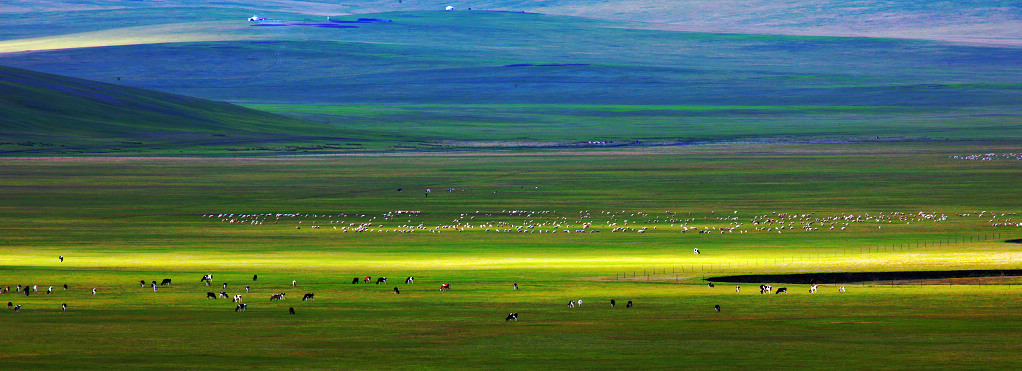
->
248;15;266;22
445;6;454;11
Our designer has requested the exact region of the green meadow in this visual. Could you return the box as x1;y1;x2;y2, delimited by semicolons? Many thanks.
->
1;1;1021;369
1;145;1020;368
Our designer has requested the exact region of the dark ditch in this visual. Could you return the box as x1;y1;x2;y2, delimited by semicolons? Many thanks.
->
707;270;1022;284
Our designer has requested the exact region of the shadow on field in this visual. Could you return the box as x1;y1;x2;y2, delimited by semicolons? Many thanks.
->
707;270;1022;284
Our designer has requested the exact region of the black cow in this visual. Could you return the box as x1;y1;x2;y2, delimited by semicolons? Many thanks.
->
393;287;400;294
626;300;633;308
161;278;172;286
776;287;787;294
235;303;247;312
207;292;217;299
289;307;295;315
610;299;616;307
6;302;11;309
352;277;359;284
376;277;387;284
24;287;30;296
505;312;518;322
714;304;721;312
302;293;315;301
253;274;258;281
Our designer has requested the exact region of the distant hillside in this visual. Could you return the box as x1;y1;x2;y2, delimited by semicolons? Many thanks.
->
0;65;368;154
1;0;1019;45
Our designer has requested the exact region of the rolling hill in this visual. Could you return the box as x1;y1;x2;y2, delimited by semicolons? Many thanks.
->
0;65;369;154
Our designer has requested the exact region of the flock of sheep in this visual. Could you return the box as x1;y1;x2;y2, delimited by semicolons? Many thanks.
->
203;208;1020;234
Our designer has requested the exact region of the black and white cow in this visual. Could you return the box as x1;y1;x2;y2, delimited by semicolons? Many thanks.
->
235;303;247;312
201;274;212;283
505;312;518;321
270;293;285;301
707;282;715;288
405;277;414;284
626;300;633;308
393;287;400;294
610;299;616;307
219;291;229;299
714;304;721;312
375;277;387;285
302;293;315;301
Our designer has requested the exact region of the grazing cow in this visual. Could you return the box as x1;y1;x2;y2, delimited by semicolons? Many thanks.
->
289;307;295;315
201;274;212;283
59;255;63;262
245;286;250;293
6;302;11;309
610;299;616;307
219;291;229;299
513;283;518;290
707;282;715;288
736;285;741;293
140;280;146;287
505;312;518;322
224;282;229;290
352;277;359;284
207;292;217;299
302;293;315;301
626;300;633;308
253;274;258;281
694;248;700;255
161;279;171;286
776;287;788;294
63;284;68;290
92;288;96;295
270;293;285;301
714;304;721;312
568;300;575;308
47;286;53;294
13;304;21;312
839;286;846;293
364;276;371;284
62;303;67;312
235;303;247;312
393;287;400;294
24;287;30;296
439;283;451;291
234;294;243;302
405;277;414;284
375;277;387;285
809;284;818;294
292;280;297;287
760;285;772;294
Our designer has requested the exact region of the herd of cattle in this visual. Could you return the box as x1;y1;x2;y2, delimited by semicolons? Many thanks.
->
6;260;844;319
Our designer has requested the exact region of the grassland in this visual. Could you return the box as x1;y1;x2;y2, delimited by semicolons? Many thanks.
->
1;144;1020;369
1;1;1021;369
